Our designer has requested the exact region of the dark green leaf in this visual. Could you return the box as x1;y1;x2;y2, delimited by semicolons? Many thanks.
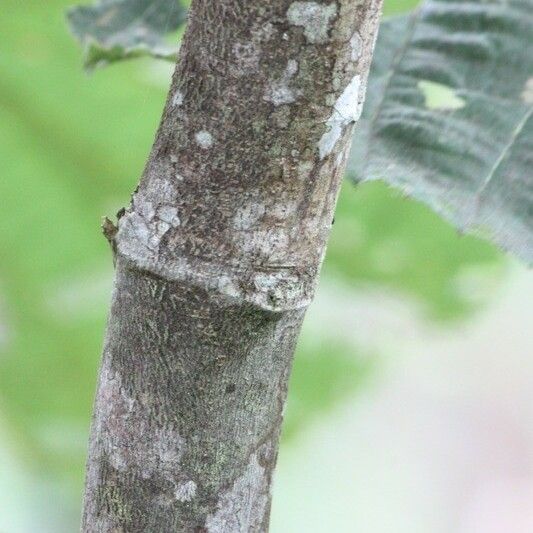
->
349;1;533;263
67;0;187;69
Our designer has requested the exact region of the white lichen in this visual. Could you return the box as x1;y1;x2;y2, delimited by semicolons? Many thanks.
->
174;480;197;503
205;452;269;532
287;1;337;44
258;22;275;41
350;32;363;61
158;205;181;227
172;90;184;107
253;270;301;302
297;159;314;179
94;358;186;481
124;204;179;251
116;174;181;256
218;274;242;299
195;130;214;149
264;59;300;106
318;74;363;159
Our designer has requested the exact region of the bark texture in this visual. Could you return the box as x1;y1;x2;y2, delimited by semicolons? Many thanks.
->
82;0;383;531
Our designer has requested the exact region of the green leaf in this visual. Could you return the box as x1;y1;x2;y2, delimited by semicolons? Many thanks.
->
349;1;533;263
67;0;187;69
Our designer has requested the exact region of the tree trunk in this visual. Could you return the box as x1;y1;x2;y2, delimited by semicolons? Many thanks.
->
81;0;382;531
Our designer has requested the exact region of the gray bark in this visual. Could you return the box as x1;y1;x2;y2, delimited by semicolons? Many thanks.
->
82;0;383;531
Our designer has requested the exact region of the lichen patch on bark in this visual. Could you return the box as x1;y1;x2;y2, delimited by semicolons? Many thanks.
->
318;74;364;159
264;59;300;106
174;480;197;503
172;90;184;107
195;130;214;148
350;31;363;60
117;174;181;252
287;1;338;44
93;356;186;481
205;449;270;532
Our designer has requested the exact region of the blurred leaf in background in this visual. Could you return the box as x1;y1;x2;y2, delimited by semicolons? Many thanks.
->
325;181;502;321
67;0;187;69
348;1;533;263
0;0;506;530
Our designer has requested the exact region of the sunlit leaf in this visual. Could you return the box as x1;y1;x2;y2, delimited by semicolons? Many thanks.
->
417;80;466;111
349;0;533;263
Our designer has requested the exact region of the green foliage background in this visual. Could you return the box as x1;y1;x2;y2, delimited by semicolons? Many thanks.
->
0;0;505;529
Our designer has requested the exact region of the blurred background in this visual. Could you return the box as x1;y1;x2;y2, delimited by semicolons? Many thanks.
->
1;0;532;531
